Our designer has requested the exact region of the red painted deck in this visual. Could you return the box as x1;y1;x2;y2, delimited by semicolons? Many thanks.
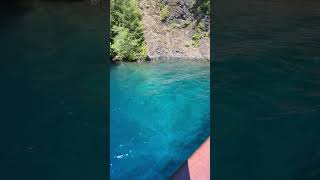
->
171;137;210;180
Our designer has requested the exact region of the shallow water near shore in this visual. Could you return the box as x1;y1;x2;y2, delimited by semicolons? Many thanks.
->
110;59;210;179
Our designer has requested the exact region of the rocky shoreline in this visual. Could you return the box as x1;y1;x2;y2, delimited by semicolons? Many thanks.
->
139;0;210;61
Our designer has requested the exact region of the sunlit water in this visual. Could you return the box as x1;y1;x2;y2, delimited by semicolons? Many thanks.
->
110;60;210;179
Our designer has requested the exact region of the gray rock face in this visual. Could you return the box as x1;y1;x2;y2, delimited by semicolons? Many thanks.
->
160;0;210;31
139;0;210;60
165;0;194;20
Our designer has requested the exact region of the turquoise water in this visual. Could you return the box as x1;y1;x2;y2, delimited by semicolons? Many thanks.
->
110;60;210;179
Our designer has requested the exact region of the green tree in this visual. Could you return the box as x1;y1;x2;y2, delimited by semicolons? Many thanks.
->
111;0;147;61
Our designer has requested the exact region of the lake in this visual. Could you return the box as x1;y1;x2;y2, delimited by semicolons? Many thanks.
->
213;0;320;179
110;60;210;179
0;1;106;179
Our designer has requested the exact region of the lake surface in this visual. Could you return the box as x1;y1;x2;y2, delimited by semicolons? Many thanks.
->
0;1;106;179
213;0;320;179
110;60;210;179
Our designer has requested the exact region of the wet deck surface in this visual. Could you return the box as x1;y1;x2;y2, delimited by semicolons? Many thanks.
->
171;137;210;180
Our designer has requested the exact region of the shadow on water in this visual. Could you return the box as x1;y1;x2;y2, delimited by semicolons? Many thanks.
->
1;1;34;18
293;150;320;180
213;0;320;180
1;0;104;24
0;1;106;180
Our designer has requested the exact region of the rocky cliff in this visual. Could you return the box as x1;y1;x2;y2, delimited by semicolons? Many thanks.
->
139;0;210;60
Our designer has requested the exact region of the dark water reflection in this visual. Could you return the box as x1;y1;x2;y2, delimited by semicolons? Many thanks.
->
0;1;106;180
213;0;320;179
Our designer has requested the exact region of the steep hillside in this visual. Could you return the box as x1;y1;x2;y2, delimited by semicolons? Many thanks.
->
138;0;210;60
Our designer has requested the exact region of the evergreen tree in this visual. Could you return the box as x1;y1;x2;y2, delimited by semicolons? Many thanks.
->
111;0;147;61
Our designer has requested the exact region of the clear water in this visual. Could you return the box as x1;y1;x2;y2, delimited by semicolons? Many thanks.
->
0;1;106;179
110;60;210;179
213;0;320;179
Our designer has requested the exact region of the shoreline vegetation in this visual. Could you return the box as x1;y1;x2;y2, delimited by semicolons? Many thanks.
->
110;0;210;62
110;0;148;62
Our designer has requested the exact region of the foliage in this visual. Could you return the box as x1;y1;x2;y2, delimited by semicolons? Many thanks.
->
192;0;210;31
111;0;147;61
181;20;191;28
192;33;202;47
160;4;170;22
170;22;180;29
191;0;210;47
193;0;210;15
196;22;206;31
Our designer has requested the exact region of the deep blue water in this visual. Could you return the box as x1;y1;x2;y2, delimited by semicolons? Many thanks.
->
110;60;210;179
213;0;320;179
0;1;106;179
